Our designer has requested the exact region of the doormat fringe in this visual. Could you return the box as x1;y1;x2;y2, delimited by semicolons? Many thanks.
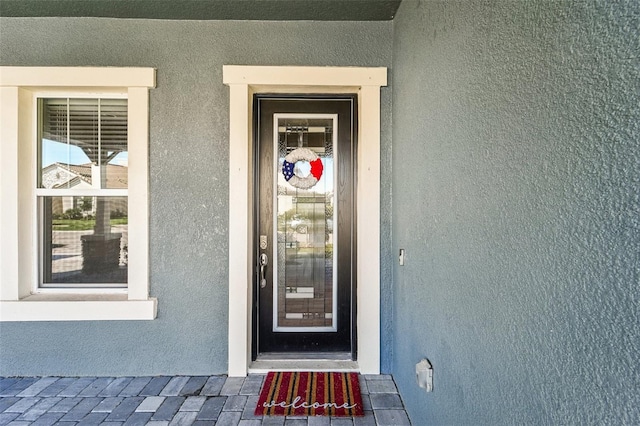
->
255;371;364;417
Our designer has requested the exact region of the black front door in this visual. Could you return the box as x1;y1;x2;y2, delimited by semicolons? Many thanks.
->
253;95;357;357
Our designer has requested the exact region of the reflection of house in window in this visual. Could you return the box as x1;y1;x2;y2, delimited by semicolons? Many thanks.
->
40;161;129;285
41;162;128;215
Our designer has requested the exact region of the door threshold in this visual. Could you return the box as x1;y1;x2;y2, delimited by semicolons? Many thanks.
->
250;352;358;373
257;352;352;361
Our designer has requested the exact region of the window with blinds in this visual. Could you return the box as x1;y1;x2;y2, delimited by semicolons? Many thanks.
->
39;98;128;188
37;98;129;287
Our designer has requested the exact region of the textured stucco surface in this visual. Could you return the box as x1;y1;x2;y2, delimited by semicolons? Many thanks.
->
391;0;639;424
0;18;393;376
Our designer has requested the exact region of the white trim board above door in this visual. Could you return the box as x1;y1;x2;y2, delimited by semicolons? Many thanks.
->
223;66;387;376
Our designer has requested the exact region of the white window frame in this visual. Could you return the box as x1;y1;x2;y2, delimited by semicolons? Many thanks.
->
0;67;157;321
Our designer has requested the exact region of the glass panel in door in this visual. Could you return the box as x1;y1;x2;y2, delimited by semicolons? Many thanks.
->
274;114;337;332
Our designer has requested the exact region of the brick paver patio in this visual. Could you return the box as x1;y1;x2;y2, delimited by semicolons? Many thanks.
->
0;375;411;425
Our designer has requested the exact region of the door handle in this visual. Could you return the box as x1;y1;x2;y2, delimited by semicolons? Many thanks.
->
259;253;268;288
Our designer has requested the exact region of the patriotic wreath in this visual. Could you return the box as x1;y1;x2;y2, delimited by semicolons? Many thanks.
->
282;148;323;190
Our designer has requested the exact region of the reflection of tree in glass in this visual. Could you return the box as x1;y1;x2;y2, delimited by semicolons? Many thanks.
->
80;197;92;214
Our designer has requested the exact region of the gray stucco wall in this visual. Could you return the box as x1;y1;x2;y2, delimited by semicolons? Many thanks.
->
0;18;394;376
391;0;639;424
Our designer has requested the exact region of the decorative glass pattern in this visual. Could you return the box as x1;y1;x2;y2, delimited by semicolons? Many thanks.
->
274;115;337;331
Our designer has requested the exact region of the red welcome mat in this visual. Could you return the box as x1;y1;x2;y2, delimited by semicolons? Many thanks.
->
255;371;364;417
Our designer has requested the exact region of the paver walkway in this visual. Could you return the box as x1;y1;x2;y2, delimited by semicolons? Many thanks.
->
0;375;411;425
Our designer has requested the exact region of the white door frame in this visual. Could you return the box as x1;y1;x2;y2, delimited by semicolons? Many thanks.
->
223;66;387;376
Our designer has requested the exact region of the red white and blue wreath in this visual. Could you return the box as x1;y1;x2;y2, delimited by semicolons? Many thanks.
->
282;147;323;190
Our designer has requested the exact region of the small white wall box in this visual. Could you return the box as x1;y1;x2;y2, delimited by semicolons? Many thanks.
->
416;358;433;392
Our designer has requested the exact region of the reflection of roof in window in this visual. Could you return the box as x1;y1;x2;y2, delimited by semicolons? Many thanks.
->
42;162;127;189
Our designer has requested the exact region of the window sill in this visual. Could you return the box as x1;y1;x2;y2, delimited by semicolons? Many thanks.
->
0;295;157;321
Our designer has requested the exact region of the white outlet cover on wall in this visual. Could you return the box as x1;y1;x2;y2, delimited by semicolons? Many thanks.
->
416;358;433;392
